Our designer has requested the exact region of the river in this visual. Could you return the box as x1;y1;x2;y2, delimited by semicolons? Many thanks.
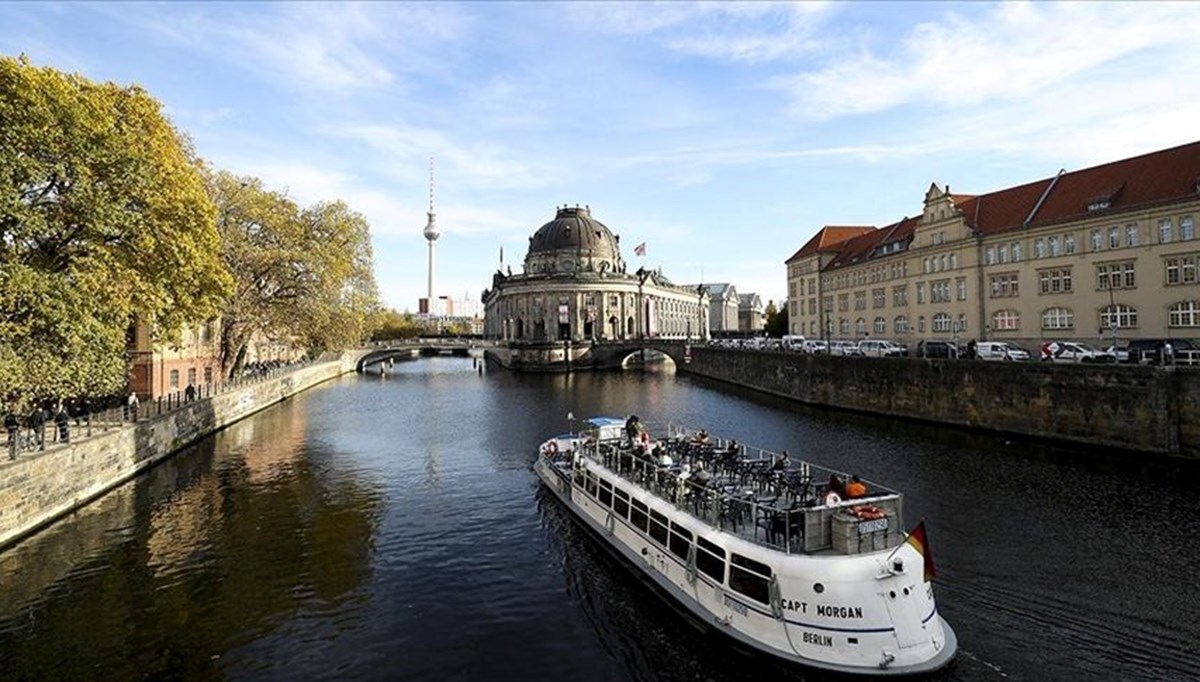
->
0;357;1197;681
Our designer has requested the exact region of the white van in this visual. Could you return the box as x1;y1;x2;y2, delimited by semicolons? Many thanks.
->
858;339;904;357
976;341;1030;361
781;334;806;351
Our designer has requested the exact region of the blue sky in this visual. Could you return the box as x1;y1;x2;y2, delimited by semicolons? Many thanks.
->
4;2;1199;311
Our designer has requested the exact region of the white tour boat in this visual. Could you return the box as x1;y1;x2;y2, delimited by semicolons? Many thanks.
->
533;416;957;676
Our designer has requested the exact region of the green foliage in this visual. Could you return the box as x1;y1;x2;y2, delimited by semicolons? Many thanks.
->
368;308;430;341
211;172;378;376
764;300;788;337
0;56;231;402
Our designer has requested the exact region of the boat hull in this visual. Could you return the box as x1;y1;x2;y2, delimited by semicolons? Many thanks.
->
534;456;957;676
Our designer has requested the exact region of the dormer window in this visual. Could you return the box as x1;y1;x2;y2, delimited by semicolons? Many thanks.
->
1087;200;1111;212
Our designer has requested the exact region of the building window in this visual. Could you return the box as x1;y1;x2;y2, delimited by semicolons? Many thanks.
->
992;309;1021;331
854;291;867;311
1041;307;1074;330
895;315;909;333
839;319;849;336
1064;233;1076;254
1091;229;1103;251
1109;226;1120;249
916;282;926;304
918;316;926;332
874;316;886;335
1038;268;1073;294
1100;304;1138;329
1165;253;1198;285
985;247;996;265
1033;239;1046;259
872;288;886;309
1049;235;1062;257
203;367;213;385
949;253;957;269
999;244;1009;264
169;369;180;389
187;368;197;386
931;312;952;333
1183;216;1195;241
1012;241;1022;261
1097;261;1136;290
855;318;867;335
838;293;849;312
808;299;817;315
1126;224;1139;247
1160;218;1174;243
1168;300;1200;327
956;277;967;301
989;273;1019;298
931;279;951;303
957;314;967;332
892;286;908;307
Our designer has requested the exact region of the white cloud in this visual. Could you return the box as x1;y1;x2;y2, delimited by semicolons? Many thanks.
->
774;3;1195;119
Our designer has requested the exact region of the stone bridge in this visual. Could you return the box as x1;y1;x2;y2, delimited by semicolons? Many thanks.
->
483;339;694;372
354;339;493;372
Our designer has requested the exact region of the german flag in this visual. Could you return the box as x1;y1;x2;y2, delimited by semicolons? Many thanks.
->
905;521;937;582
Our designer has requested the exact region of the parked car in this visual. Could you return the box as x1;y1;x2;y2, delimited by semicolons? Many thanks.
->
1104;345;1130;363
976;341;1030;361
858;339;905;358
781;335;807;352
1040;341;1113;363
830;340;861;356
802;339;829;354
917;340;958;359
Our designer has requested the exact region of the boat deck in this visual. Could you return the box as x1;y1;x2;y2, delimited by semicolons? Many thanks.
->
547;424;904;555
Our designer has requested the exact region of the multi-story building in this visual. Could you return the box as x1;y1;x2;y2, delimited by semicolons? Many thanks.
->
483;206;709;342
786;140;1200;348
738;292;765;333
128;319;221;399
695;283;740;334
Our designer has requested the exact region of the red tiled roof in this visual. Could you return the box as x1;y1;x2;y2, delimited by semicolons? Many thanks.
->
825;216;918;270
958;140;1200;235
785;225;876;263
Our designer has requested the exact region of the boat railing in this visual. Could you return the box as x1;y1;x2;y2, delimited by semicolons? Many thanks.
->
572;433;904;555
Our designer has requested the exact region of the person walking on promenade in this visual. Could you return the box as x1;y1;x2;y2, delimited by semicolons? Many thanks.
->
5;409;19;460
185;383;197;403
54;403;70;444
127;391;140;422
29;404;47;451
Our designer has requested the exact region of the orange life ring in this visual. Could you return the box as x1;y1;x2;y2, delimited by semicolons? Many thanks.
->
851;504;885;520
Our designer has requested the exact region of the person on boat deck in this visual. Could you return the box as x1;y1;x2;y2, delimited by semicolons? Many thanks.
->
691;462;713;488
827;473;845;497
726;439;741;457
844;475;868;498
654;442;673;467
625;415;640;446
771;450;790;472
692;429;709;444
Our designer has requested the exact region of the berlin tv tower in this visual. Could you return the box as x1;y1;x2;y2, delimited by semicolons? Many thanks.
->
423;158;440;309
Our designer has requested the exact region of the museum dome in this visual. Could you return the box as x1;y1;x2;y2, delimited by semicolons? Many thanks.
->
524;206;625;276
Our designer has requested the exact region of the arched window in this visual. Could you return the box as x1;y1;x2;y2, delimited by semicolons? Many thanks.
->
856;317;867;335
918;316;926;332
932;312;952;333
894;315;909;333
874;316;886;335
992;309;1021;331
1099;304;1138;329
839;319;849;336
1041;307;1074;330
1168;300;1200;327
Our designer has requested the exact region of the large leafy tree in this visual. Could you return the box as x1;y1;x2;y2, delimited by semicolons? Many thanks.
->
211;172;378;377
0;56;231;404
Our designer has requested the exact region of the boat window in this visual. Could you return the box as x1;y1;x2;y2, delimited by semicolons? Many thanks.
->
585;471;598;498
613;488;630;518
729;553;772;605
573;467;585;488
668;523;692;561
696;536;726;583
630;499;649;533
598;478;613;507
649;509;669;547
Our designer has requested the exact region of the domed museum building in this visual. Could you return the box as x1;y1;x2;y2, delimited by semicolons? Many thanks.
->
483;206;709;368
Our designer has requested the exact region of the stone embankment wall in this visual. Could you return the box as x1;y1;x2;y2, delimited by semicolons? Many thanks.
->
0;355;360;549
683;348;1200;459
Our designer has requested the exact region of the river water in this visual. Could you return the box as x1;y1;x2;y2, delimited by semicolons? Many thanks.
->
1;357;1197;681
